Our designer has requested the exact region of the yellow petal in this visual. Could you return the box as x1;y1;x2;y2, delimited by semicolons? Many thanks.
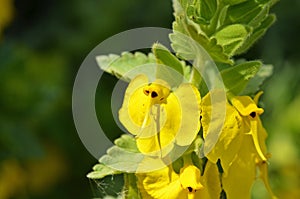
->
136;92;180;156
257;161;278;199
202;92;245;174
254;91;264;105
250;118;267;161
231;96;264;116
222;135;256;199
179;165;203;192
120;74;201;157
172;83;201;146
137;165;186;199
199;161;222;199
231;95;268;161
119;74;150;135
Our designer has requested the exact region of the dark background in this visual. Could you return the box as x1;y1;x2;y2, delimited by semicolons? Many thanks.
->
0;0;299;198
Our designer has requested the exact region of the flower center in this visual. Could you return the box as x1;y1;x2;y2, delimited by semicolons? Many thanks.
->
143;81;170;105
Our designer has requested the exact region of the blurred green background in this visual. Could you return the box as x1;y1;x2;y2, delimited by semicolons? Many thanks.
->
0;0;299;199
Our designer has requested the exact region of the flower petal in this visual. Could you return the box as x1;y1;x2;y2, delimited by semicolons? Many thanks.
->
257;161;278;199
172;83;201;146
200;161;222;199
119;74;150;135
137;165;186;199
231;96;264;116
222;136;256;199
179;165;203;191
202;92;245;174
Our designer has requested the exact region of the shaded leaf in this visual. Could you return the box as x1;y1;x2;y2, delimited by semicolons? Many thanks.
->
199;0;217;23
221;61;262;95
124;173;142;199
224;0;266;26
223;0;248;5
236;14;276;55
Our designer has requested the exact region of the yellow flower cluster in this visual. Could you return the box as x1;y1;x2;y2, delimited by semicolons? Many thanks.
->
119;75;276;199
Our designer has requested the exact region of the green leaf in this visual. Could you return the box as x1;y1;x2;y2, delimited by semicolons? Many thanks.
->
114;134;139;153
235;14;276;55
96;52;156;81
87;135;141;179
248;4;270;28
223;0;248;5
241;64;273;95
213;24;251;56
99;134;143;173
103;196;123;199
217;5;229;29
221;61;262;95
152;43;185;87
173;0;194;16
171;16;232;64
224;0;265;25
199;0;217;23
100;146;144;173
86;163;121;179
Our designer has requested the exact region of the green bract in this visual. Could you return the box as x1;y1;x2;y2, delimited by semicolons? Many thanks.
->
171;0;276;63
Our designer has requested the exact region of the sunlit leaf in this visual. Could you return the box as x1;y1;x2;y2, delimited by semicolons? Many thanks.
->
152;43;185;87
96;52;156;81
114;134;139;153
99;134;144;173
213;24;251;56
86;164;121;179
241;64;273;95
221;61;262;95
171;16;232;64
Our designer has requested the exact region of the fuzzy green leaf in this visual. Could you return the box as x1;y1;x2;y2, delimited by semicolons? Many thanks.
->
103;196;123;199
152;43;186;87
213;24;251;56
221;61;262;95
224;0;266;25
100;146;143;173
241;64;273;95
199;0;217;23
171;16;232;64
217;5;229;29
223;0;248;5
86;163;121;179
173;0;194;16
235;14;276;55
96;52;156;81
114;134;139;153
99;134;143;173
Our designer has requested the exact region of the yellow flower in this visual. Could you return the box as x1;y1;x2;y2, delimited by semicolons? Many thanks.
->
201;91;276;199
119;74;201;157
137;160;221;199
